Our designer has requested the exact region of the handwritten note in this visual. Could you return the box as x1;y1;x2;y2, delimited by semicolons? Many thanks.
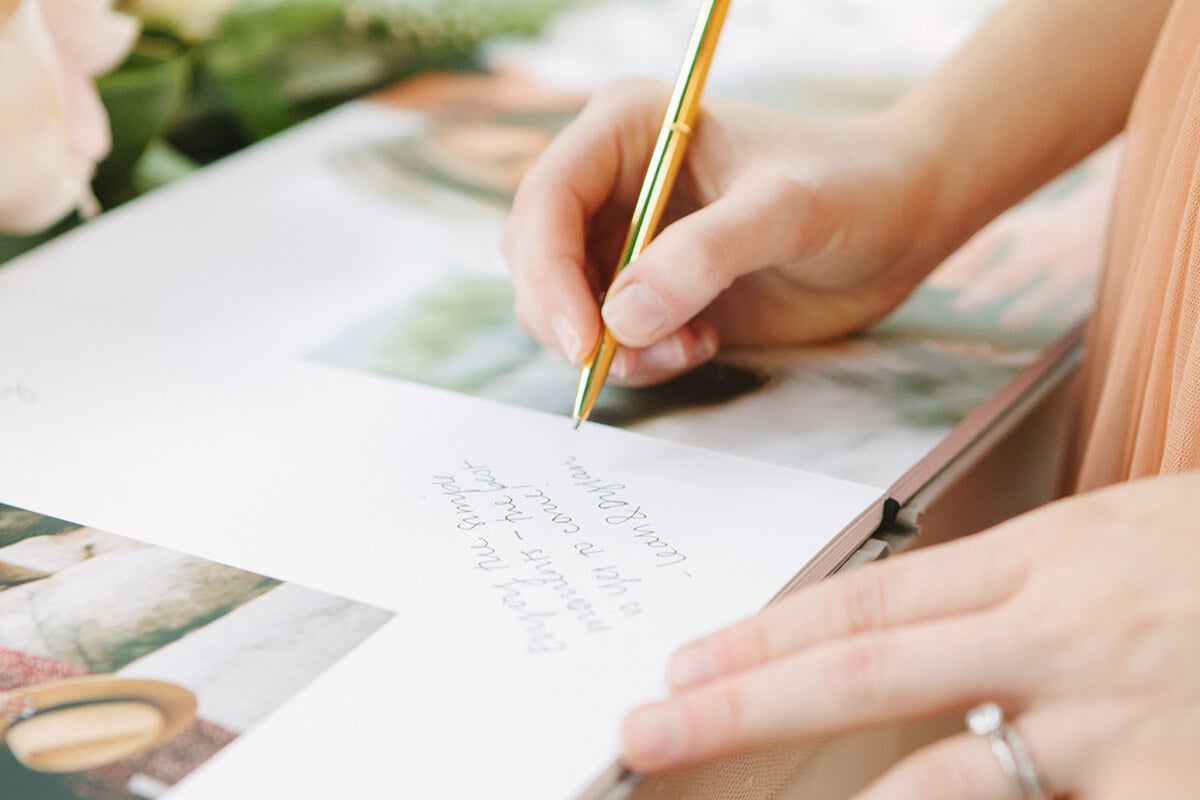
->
0;303;886;800
433;456;695;655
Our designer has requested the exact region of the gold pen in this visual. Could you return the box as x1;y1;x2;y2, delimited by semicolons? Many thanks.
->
571;0;731;427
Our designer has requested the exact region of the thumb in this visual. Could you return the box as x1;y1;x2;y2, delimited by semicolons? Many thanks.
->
600;178;814;348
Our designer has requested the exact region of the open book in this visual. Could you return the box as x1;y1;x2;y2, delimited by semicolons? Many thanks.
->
0;72;1109;798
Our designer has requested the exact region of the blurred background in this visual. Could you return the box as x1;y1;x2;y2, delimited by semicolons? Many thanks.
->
1;0;1004;258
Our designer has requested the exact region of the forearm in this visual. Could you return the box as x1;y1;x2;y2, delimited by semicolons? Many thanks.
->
892;0;1172;263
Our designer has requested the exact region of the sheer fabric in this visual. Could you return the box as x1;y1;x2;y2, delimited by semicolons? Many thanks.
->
1073;0;1200;488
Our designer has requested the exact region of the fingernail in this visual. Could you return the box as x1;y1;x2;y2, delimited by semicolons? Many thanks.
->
611;347;635;380
667;643;718;689
623;703;682;765
698;326;718;360
636;335;689;372
603;283;669;342
551;313;582;363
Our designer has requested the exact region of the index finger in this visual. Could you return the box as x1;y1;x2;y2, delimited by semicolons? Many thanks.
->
502;79;668;362
622;612;1020;773
666;524;1030;691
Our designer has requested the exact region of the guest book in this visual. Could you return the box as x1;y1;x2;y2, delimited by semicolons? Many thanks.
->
0;71;1109;798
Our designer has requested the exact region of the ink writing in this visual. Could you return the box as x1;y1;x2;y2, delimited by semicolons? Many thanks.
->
563;455;690;571
431;459;667;656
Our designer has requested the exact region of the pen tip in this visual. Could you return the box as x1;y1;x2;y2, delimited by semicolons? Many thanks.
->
572;417;582;430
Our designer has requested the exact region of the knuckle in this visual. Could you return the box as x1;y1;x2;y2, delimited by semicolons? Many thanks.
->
833;568;891;634
681;681;747;756
826;637;898;707
717;617;770;673
740;616;773;667
508;149;540;196
503;191;555;269
762;168;810;205
683;225;735;292
767;171;841;260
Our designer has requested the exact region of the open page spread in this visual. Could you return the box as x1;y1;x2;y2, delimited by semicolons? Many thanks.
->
0;54;1106;797
0;303;881;798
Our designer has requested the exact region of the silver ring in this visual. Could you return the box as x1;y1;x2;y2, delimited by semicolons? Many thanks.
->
966;702;1049;800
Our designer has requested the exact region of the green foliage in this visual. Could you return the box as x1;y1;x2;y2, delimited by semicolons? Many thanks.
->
149;0;595;161
0;215;80;264
1;0;592;263
96;39;193;207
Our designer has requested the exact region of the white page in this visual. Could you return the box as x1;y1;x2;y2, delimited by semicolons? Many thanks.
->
0;103;482;359
0;306;882;798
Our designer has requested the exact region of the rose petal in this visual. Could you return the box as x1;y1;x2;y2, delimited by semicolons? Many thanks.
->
39;0;138;75
0;0;110;233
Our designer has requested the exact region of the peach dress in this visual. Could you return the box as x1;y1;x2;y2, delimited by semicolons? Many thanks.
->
1072;0;1200;490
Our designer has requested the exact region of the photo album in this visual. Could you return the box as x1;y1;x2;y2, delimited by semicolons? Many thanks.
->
0;68;1109;798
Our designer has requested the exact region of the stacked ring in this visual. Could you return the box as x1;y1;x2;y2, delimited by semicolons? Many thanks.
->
965;702;1049;800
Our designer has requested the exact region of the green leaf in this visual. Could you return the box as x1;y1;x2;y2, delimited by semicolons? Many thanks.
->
186;0;597;145
0;215;80;266
95;42;190;207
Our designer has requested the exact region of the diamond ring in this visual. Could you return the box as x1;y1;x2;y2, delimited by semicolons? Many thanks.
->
965;702;1049;800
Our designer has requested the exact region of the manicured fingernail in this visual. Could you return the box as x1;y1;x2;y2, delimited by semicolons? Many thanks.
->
636;335;689;372
623;703;682;765
551;313;582;363
611;347;635;380
667;643;718;689
603;283;669;342
698;326;718;359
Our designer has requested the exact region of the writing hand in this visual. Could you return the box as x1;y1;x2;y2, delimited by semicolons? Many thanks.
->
620;472;1200;798
503;78;944;387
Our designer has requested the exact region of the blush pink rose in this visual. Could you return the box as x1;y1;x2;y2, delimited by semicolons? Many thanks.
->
0;0;139;234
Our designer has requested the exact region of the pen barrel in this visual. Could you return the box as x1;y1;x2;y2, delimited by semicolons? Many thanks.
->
572;0;729;424
573;329;618;422
615;124;692;270
612;0;729;277
665;0;729;130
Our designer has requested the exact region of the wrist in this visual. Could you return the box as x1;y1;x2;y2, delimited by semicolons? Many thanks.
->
867;98;963;285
